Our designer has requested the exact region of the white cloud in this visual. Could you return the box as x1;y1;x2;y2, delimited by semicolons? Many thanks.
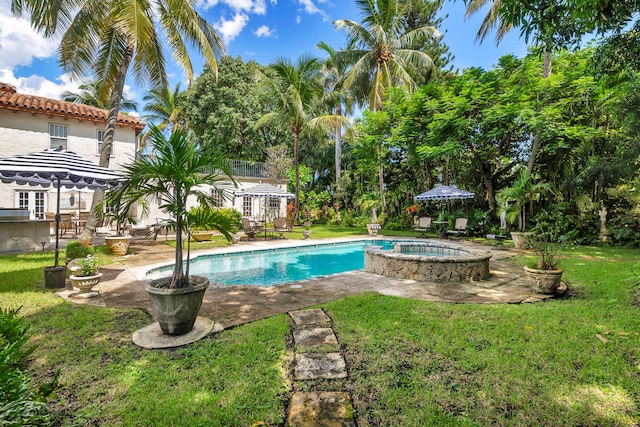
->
199;0;268;13
214;13;249;44
295;0;328;21
296;15;301;24
252;0;267;14
254;25;273;38
0;7;58;71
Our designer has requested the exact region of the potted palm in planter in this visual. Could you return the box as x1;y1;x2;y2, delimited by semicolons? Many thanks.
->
523;220;569;294
108;125;235;336
68;255;102;294
497;170;551;249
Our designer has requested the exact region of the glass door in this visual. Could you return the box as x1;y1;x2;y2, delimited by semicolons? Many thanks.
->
16;191;47;219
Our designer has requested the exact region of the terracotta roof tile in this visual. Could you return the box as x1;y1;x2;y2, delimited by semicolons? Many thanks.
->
0;82;145;133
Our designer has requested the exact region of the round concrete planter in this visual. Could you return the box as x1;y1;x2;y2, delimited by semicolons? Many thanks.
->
303;230;312;240
69;273;102;293
105;236;132;256
524;266;563;294
44;265;67;289
145;275;210;336
191;231;213;242
367;223;381;236
510;232;533;249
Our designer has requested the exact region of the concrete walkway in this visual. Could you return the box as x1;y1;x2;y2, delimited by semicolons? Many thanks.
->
57;237;563;330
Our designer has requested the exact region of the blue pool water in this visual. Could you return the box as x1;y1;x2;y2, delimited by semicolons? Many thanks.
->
154;240;398;287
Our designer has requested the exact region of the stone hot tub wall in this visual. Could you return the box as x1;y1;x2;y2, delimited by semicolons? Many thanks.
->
364;242;492;282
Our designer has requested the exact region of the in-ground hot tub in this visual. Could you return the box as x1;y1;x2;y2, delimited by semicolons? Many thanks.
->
364;241;491;282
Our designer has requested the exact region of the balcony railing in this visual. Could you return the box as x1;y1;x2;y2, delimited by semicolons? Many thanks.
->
219;159;267;178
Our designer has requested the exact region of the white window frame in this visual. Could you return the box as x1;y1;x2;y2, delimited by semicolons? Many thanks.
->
97;130;114;157
243;197;253;217
49;123;68;150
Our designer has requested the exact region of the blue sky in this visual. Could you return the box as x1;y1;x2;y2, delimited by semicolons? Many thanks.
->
0;0;528;104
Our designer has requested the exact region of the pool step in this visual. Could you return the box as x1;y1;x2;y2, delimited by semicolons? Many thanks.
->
287;309;355;426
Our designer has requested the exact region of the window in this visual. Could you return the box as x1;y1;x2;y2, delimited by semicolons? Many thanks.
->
211;189;224;208
269;197;280;209
243;197;253;217
96;130;114;157
49;123;68;149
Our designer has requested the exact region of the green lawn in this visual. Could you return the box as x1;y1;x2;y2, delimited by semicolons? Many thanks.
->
1;237;639;426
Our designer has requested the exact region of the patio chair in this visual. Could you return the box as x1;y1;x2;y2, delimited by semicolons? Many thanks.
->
413;217;432;236
446;218;468;238
241;217;259;239
273;217;290;239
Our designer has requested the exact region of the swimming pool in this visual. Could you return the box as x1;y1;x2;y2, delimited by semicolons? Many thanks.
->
149;240;399;287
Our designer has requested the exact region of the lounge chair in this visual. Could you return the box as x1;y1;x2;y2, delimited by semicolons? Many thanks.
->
446;218;468;238
414;217;432;236
273;217;290;239
241;217;259;239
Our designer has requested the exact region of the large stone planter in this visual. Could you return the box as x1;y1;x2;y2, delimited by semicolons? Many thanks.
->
524;266;563;294
510;232;533;249
105;235;132;256
367;223;381;236
303;229;312;240
69;273;103;293
145;275;210;336
44;265;66;289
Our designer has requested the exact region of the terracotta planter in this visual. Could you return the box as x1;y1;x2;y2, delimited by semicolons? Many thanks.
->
145;275;209;336
524;266;563;294
510;232;533;249
105;236;132;256
191;231;213;242
69;273;103;293
44;266;66;289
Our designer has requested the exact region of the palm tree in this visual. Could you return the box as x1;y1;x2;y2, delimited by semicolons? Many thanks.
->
496;170;552;232
317;41;353;183
107;125;235;288
255;55;345;223
12;0;224;244
143;83;184;133
333;0;439;211
62;81;138;112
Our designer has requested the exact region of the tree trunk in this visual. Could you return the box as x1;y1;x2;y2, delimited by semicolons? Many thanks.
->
171;208;185;288
377;143;386;214
526;50;552;176
294;131;300;225
335;103;342;182
78;41;134;245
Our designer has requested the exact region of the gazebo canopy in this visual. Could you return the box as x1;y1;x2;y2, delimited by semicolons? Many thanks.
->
235;183;294;198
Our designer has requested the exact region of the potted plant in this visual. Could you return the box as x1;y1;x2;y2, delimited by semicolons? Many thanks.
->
108;125;235;336
303;221;312;239
523;220;569;294
497;170;551;249
68;255;102;293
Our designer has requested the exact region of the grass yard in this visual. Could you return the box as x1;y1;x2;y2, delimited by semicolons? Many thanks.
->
1;239;639;426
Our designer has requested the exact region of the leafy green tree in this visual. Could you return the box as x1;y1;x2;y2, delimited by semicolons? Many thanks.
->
497;170;552;232
181;56;285;161
12;0;224;244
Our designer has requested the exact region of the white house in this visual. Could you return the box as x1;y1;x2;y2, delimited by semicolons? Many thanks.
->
0;82;289;233
0;82;145;219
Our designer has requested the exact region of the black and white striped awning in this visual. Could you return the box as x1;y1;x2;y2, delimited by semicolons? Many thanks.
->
0;148;123;189
235;183;294;198
414;184;475;201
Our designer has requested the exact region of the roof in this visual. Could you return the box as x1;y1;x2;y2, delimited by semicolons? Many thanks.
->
0;82;145;134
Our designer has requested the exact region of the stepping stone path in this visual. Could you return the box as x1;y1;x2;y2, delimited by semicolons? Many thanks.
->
287;309;355;426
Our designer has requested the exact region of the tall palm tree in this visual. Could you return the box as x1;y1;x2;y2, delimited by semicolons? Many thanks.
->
255;55;345;223
62;81;138;112
143;83;184;133
333;0;439;211
12;0;224;244
317;41;353;183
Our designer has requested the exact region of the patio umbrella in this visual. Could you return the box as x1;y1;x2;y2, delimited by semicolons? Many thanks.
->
235;183;294;239
0;148;123;266
413;184;475;201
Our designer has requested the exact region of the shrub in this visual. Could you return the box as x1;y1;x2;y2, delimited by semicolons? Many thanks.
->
0;307;59;426
65;240;94;261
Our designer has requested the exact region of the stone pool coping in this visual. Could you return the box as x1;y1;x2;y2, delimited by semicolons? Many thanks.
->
57;237;565;331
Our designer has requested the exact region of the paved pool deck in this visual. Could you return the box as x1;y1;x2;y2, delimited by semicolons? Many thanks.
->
57;236;564;330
